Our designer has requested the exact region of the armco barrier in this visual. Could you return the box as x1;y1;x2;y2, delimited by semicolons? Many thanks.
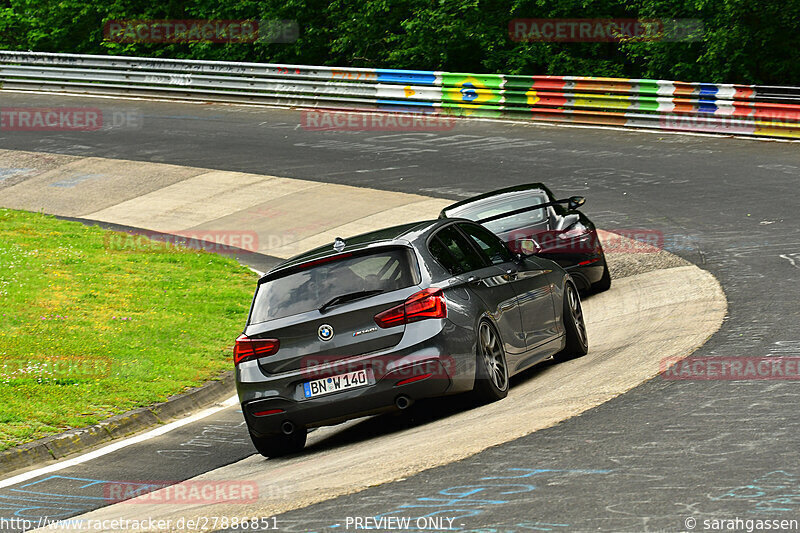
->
1;51;799;139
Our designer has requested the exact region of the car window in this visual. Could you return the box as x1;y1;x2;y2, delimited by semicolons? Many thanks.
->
448;192;550;236
458;223;513;265
428;237;461;275
249;248;417;324
429;226;487;275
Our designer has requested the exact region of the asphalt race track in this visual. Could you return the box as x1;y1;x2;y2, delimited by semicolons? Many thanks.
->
2;91;800;532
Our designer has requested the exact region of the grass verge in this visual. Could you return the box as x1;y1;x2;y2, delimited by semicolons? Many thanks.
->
0;209;256;451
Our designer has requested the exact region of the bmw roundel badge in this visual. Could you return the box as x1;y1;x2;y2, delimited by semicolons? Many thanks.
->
318;324;334;342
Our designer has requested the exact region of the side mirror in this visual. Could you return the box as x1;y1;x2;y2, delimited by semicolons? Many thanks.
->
518;238;542;256
568;196;586;210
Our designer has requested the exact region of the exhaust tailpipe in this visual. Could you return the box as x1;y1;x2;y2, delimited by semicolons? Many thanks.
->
281;420;295;435
395;395;412;410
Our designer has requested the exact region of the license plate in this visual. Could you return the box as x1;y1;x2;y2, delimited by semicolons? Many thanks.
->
303;369;370;398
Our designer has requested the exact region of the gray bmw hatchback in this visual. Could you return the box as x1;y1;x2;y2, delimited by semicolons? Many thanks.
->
235;219;588;457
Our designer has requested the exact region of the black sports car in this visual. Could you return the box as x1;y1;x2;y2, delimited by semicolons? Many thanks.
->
235;218;588;457
439;183;610;293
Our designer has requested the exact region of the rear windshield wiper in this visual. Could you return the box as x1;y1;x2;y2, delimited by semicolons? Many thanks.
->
319;289;384;313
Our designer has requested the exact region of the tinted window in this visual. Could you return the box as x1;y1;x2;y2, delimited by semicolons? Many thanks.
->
429;226;486;275
428;236;461;275
249;248;417;324
459;223;513;265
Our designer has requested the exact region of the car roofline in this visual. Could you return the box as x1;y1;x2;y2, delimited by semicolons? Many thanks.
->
260;220;438;281
263;240;410;278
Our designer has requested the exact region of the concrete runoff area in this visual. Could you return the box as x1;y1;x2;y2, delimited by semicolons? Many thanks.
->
0;150;450;258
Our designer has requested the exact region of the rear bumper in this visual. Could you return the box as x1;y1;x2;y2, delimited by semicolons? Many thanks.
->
534;235;606;291
236;320;474;436
563;258;605;290
243;359;452;436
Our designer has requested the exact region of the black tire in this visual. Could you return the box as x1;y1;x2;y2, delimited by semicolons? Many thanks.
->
591;259;611;293
249;427;307;458
554;282;589;362
472;321;509;403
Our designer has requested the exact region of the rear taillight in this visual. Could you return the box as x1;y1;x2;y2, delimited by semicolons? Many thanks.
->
252;408;284;417
234;334;279;365
374;288;447;329
395;373;433;386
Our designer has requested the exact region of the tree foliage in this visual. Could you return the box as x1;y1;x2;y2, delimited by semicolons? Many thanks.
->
0;0;797;84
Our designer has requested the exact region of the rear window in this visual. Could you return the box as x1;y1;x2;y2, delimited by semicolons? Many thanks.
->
448;193;549;235
249;248;418;324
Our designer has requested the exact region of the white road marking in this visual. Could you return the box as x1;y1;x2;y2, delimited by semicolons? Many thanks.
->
354;165;419;173
779;253;800;269
0;395;239;488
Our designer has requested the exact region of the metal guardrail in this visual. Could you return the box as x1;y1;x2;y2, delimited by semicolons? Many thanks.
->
2;51;799;139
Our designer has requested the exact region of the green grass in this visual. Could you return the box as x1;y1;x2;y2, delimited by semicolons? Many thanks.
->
0;209;257;451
